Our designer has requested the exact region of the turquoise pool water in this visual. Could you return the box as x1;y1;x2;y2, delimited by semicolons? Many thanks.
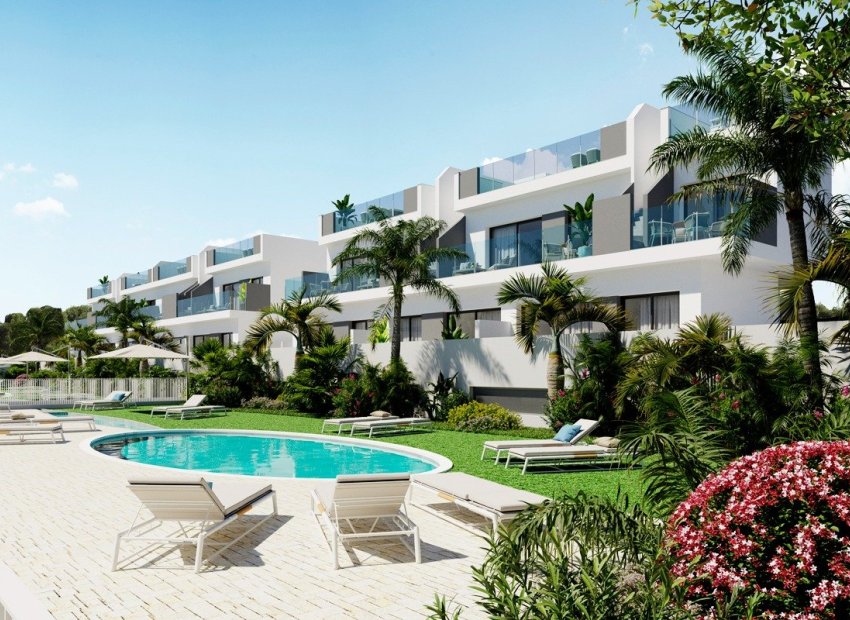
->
90;431;440;478
49;411;157;430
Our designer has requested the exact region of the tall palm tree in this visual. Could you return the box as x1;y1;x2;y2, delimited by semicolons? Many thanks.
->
244;286;341;365
497;262;627;399
62;325;109;366
332;206;465;365
648;37;844;402
129;315;180;373
96;297;148;347
8;306;65;353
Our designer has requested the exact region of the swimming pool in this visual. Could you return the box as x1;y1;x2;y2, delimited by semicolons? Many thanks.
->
88;430;451;478
49;411;158;431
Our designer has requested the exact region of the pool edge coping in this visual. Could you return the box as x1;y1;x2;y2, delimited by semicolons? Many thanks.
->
80;427;453;481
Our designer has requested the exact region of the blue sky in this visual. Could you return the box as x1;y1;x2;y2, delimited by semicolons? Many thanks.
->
0;1;840;316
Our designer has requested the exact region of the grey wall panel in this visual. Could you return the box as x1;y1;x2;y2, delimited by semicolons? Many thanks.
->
647;170;674;206
245;283;271;312
470;386;548;415
457;313;476;338
754;215;778;246
403;187;418;214
205;250;213;267
332;322;350;341
321;213;334;236
458;168;479;199
253;235;262;254
592;194;633;255
149;267;157;283
421;313;445;341
600;122;627;159
439;217;466;248
161;294;177;320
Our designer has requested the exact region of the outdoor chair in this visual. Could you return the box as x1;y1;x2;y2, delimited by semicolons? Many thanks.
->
311;473;420;569
113;477;278;573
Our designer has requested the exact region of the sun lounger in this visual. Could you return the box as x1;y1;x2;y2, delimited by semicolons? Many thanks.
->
321;412;399;434
149;394;227;420
150;394;205;416
73;390;132;411
0;423;65;444
348;416;433;437
413;472;547;534
0;410;96;431
113;477;278;573
504;444;620;474
481;418;600;462
311;473;420;569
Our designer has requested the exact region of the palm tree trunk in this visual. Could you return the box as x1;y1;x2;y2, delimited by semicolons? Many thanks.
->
546;351;563;401
391;289;403;366
785;190;823;402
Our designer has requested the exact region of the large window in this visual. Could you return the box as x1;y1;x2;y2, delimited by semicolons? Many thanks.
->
490;219;542;269
352;317;422;341
192;333;233;350
622;293;680;331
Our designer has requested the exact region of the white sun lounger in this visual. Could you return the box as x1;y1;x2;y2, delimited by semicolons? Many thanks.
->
150;394;206;416
413;472;547;534
504;444;620;474
481;418;601;462
113;477;278;573
321;413;399;434
348;416;433;437
73;390;132;411
150;395;227;420
0;410;97;431
0;423;65;444
311;473;420;569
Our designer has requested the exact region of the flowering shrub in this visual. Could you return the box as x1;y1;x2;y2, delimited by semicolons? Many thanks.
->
447;402;522;432
667;441;850;618
544;389;582;430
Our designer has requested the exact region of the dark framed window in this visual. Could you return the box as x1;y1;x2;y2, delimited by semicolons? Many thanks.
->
621;292;679;331
489;218;542;268
192;333;232;349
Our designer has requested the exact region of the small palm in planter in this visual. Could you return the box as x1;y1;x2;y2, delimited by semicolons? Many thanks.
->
332;194;358;229
564;193;594;256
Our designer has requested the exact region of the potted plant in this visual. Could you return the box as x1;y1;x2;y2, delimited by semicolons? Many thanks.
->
332;194;358;229
563;194;593;257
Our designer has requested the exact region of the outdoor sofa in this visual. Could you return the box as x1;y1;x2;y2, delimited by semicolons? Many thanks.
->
113;477;278;573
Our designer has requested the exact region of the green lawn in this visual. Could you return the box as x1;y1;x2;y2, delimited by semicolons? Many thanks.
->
94;408;642;500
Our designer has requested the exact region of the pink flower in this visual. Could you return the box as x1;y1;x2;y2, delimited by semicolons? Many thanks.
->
579;368;590;380
731;399;740;410
814;409;824;420
557;389;565;397
714;374;722;383
841;385;850;398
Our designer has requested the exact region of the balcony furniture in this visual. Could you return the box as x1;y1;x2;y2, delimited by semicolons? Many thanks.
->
709;220;726;237
481;419;599;463
672;221;687;243
542;243;563;262
570;152;588;168
585;148;601;164
113;477;277;573
685;212;710;240
488;252;517;271
348;416;433;438
453;261;478;276
648;221;674;247
321;411;398;434
562;243;577;259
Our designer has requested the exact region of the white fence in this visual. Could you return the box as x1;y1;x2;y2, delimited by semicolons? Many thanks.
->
0;378;186;408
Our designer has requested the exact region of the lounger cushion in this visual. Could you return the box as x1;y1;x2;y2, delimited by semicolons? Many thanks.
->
370;410;394;418
554;424;583;443
593;436;620;448
508;445;617;458
208;480;273;517
111;392;127;401
10;412;28;420
416;472;547;513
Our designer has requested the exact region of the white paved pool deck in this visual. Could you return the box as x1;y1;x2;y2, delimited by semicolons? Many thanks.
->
0;424;488;619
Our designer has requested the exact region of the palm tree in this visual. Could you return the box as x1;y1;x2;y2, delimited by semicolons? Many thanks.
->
8;306;65;353
497;262;627;399
129;315;180;374
332;206;465;365
97;297;148;347
243;286;341;365
648;37;844;402
62;325;109;366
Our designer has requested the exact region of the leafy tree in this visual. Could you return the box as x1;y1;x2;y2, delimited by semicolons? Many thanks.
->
636;0;850;150
333;206;465;365
62;325;109;366
244;285;341;366
648;38;844;402
97;297;148;347
63;305;90;323
8;306;65;353
497;262;627;399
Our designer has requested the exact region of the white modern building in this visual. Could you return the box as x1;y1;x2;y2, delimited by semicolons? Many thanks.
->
83;234;324;354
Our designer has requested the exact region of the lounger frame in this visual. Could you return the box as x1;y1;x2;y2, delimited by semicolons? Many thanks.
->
412;481;525;535
348;417;433;438
320;415;399;434
0;424;65;444
73;391;133;411
505;447;620;474
113;481;278;573
480;418;600;463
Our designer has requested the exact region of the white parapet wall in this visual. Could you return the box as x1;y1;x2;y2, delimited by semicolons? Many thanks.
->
0;562;53;620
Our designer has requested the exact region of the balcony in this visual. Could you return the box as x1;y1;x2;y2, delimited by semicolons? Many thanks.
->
157;259;190;280
87;282;111;299
631;197;730;250
139;305;161;320
284;271;381;298
123;272;150;289
325;190;406;234
212;239;255;265
176;291;247;317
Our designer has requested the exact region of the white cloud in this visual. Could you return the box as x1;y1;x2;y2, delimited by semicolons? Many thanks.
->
52;172;79;189
13;197;69;220
639;42;654;58
623;26;629;36
0;162;36;181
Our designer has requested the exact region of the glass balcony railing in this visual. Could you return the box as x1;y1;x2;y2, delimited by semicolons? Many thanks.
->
88;282;111;298
157;259;190;279
478;130;603;194
668;105;723;137
285;271;381;298
176;291;246;317
139;305;161;320
213;239;255;265
123;272;150;289
331;191;405;233
631;197;731;249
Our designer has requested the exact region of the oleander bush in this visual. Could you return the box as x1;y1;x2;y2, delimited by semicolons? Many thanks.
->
447;402;522;432
241;396;293;411
667;441;850;617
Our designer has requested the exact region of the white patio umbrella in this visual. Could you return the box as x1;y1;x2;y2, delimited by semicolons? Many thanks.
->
3;351;66;363
90;343;190;399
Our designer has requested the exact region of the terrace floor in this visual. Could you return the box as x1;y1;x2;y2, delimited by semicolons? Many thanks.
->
0;423;487;619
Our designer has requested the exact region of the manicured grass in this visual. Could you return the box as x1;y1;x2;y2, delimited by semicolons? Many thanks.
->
95;408;642;501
